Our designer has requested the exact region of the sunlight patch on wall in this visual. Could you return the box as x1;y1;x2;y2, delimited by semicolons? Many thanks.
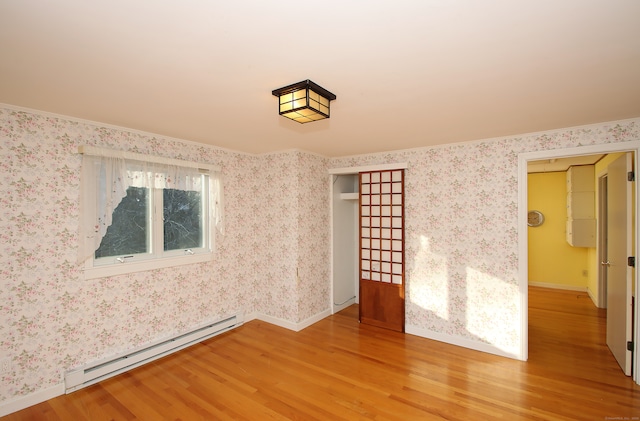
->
466;266;520;356
409;235;449;320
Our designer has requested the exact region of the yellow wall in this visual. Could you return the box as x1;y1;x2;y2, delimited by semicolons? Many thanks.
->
528;172;589;288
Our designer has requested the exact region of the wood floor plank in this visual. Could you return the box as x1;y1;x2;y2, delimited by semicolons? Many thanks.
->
4;286;639;420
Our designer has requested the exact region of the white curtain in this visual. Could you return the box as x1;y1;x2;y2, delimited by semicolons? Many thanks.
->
210;171;225;237
78;154;224;264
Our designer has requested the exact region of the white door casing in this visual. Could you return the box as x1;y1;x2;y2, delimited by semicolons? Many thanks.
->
597;175;608;309
605;152;633;376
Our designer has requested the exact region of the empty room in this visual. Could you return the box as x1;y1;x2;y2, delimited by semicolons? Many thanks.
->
1;1;639;419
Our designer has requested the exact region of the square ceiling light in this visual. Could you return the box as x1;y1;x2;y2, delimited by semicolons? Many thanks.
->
272;80;337;123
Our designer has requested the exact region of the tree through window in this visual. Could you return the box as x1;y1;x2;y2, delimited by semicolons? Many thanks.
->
78;146;223;276
163;188;202;251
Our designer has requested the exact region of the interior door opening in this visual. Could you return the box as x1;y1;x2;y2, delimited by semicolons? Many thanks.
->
331;174;359;314
523;146;638;384
330;163;409;320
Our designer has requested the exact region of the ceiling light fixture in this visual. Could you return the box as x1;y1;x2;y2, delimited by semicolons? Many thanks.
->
271;79;336;124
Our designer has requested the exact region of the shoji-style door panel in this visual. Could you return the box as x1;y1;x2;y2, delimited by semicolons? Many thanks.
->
359;169;405;332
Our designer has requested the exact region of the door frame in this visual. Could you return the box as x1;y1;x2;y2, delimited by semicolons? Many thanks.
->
597;173;608;308
329;162;409;315
518;140;640;385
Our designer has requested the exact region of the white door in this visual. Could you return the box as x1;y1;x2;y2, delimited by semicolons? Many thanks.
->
606;153;633;376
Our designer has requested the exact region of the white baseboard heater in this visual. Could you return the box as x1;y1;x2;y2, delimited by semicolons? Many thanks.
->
64;312;243;393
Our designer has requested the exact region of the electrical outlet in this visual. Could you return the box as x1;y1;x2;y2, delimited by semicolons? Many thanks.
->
0;357;11;374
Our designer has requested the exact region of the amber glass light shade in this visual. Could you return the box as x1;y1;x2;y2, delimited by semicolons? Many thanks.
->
272;80;336;123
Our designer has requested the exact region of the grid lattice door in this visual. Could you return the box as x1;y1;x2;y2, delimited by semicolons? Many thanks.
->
359;169;405;332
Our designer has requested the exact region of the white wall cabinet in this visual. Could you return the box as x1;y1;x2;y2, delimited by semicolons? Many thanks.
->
566;165;596;247
567;191;595;219
566;218;596;247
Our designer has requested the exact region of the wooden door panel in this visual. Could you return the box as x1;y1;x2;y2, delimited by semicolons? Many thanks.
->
359;169;405;332
360;280;404;332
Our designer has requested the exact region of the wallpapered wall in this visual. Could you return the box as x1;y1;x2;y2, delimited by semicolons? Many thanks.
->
250;151;330;324
330;120;639;356
1;104;639;408
295;151;331;323
0;107;330;405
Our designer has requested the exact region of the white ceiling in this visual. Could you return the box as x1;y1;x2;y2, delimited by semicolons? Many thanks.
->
1;1;639;157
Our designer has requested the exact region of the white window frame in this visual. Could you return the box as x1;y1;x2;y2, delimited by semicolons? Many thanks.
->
78;146;222;280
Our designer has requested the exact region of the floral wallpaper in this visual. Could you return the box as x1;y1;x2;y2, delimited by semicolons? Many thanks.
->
295;151;331;323
250;150;331;324
330;121;640;356
0;107;329;406
252;151;300;320
0;103;638;411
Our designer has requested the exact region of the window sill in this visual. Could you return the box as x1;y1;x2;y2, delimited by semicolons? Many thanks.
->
83;253;212;280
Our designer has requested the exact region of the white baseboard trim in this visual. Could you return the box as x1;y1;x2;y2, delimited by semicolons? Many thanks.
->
0;308;326;416
296;309;332;331
0;383;64;417
256;313;298;331
405;324;522;361
586;287;603;308
243;311;258;323
332;297;356;314
257;308;332;332
528;282;587;292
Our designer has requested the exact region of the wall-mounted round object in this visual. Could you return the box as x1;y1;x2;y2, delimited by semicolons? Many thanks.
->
527;210;545;227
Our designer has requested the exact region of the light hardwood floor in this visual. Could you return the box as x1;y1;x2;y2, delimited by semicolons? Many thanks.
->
5;287;639;420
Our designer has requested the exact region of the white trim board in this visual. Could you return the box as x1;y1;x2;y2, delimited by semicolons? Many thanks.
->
78;145;221;172
0;383;64;417
405;325;519;360
329;162;408;175
244;309;332;332
586;287;600;308
528;282;587;292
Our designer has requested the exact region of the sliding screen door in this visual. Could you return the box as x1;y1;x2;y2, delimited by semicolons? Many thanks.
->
359;169;405;332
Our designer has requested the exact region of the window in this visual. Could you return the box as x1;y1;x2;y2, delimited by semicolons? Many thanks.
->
93;180;206;264
95;186;149;259
78;146;223;279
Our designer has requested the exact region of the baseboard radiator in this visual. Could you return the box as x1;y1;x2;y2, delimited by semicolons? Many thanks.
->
64;312;243;393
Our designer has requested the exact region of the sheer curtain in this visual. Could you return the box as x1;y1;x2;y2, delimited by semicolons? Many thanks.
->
78;151;224;264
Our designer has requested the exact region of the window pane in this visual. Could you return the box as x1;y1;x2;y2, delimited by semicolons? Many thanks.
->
163;189;202;251
95;187;149;258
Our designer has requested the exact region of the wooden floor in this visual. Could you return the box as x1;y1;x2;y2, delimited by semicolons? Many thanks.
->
5;287;639;420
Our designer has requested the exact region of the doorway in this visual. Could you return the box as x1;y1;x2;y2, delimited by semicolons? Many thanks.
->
331;173;359;313
329;163;409;318
519;141;640;385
